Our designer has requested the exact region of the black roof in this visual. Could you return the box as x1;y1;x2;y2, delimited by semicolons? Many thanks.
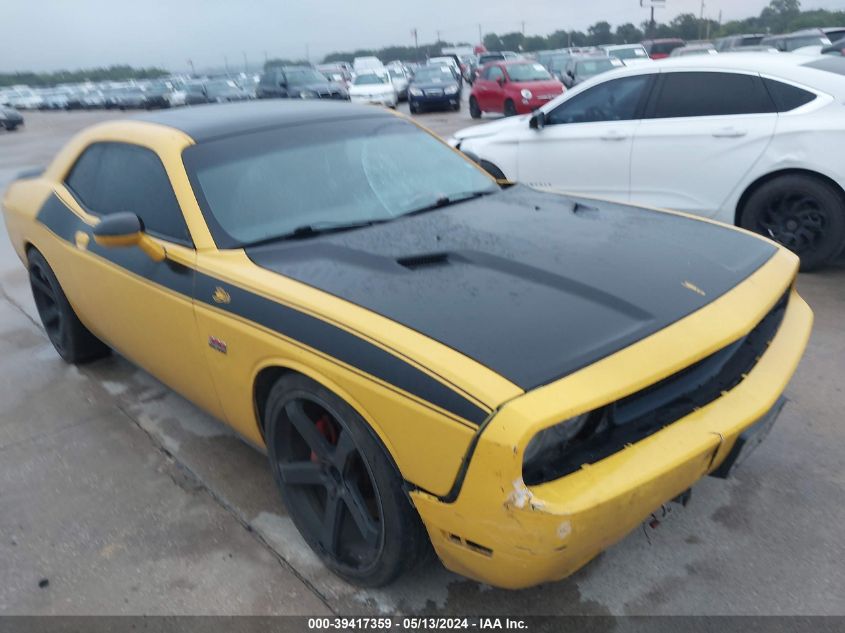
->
134;100;391;142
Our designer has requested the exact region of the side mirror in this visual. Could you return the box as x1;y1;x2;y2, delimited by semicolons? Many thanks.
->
92;212;166;262
496;77;505;87
529;111;546;130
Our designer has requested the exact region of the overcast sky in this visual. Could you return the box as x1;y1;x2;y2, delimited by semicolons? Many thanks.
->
2;0;844;73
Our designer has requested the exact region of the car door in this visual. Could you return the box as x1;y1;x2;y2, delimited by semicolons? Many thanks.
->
477;66;505;112
58;141;224;417
515;73;653;200
629;70;777;217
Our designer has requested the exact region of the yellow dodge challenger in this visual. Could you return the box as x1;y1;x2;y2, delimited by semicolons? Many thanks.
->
2;101;812;589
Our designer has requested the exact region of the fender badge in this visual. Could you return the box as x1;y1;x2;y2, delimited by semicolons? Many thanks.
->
682;281;706;297
212;287;231;304
208;336;228;354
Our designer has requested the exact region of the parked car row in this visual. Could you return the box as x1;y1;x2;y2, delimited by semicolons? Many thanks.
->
453;53;845;272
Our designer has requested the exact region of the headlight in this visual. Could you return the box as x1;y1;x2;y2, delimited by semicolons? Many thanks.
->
522;413;589;472
445;85;459;95
299;90;318;99
409;87;423;97
520;89;533;100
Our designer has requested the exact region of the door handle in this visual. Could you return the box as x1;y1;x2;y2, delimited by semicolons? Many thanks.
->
712;127;747;138
600;131;628;141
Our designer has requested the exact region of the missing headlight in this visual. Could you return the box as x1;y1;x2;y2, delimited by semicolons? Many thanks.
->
522;409;608;485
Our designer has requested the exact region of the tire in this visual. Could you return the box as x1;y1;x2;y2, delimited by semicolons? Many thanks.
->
740;174;845;272
452;101;461;112
469;96;481;119
409;103;419;114
264;374;429;587
504;99;517;117
28;248;110;363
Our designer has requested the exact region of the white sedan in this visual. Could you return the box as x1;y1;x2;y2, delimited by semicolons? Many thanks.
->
452;54;845;270
349;71;398;108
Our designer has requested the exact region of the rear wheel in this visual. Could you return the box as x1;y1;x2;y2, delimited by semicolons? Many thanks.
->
740;175;845;271
469;96;481;119
264;374;429;587
503;99;517;117
28;248;110;363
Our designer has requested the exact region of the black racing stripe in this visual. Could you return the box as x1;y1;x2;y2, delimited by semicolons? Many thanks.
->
36;194;488;425
193;274;488;424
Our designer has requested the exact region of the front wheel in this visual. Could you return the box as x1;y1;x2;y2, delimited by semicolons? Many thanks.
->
265;374;429;587
28;248;110;363
469;96;481;119
740;175;845;271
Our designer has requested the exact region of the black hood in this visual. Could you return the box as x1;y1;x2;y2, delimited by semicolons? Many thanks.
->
247;186;776;390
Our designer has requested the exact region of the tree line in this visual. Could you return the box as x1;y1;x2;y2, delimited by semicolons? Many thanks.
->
0;65;168;89
320;0;844;64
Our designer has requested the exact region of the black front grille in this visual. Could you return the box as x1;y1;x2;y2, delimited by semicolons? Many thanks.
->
523;291;790;485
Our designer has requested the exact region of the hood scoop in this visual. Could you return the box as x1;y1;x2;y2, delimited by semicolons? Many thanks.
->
397;252;453;270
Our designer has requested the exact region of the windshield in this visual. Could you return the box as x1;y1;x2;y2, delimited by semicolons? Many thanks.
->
548;55;571;71
286;69;327;85
183;118;497;248
507;63;551;81
785;35;830;50
413;67;454;82
207;81;240;94
576;59;617;76
609;47;646;60
354;74;389;85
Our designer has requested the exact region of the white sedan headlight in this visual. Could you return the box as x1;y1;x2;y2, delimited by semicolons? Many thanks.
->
445;85;459;95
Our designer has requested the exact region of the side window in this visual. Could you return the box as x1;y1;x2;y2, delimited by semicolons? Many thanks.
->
64;142;190;244
485;66;504;82
763;78;816;112
65;144;105;209
546;74;651;125
651;72;775;118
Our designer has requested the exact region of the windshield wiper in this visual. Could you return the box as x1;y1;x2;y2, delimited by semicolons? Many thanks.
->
246;219;388;247
401;189;497;218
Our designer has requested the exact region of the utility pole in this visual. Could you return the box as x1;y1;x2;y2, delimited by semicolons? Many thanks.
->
243;51;248;73
521;21;525;35
412;28;419;61
699;0;706;40
187;59;195;76
224;55;230;76
478;23;482;45
305;43;310;63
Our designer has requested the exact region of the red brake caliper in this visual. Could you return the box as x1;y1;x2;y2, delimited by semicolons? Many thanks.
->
310;414;338;462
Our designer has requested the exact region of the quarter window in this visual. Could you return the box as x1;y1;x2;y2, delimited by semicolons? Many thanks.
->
651;72;775;118
65;142;190;244
546;74;651;125
763;78;816;111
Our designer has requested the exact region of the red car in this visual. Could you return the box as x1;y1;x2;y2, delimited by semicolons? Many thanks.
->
469;61;565;118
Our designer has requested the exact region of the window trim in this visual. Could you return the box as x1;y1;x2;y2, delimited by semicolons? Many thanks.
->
642;69;776;120
63;140;194;248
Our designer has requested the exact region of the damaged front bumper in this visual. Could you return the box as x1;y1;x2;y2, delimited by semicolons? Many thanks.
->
410;250;812;589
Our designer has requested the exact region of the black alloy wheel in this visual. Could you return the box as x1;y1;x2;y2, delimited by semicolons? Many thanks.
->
741;175;845;271
265;374;428;586
27;248;110;363
29;254;65;355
